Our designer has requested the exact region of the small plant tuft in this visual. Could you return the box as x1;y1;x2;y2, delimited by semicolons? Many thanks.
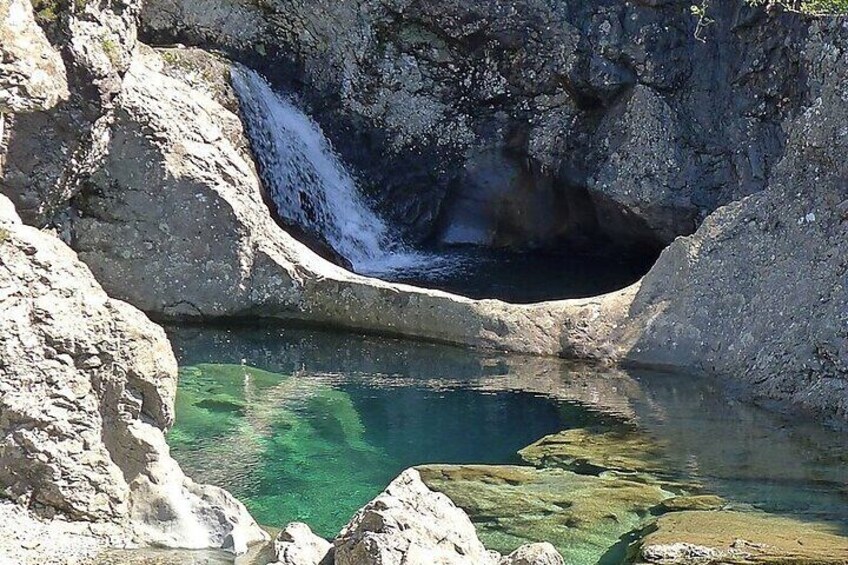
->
31;0;60;23
100;37;120;66
692;0;848;41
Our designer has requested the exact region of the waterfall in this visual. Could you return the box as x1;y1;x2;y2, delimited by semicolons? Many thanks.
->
233;67;404;274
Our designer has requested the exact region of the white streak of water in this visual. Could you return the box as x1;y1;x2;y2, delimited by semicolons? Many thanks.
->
233;67;445;277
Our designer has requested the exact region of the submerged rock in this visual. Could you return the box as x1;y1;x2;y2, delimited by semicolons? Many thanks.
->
637;511;848;565
0;195;267;563
518;427;670;476
417;464;671;565
333;468;501;565
657;496;725;513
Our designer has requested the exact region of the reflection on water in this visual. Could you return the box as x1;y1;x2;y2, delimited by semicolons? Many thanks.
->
166;325;848;557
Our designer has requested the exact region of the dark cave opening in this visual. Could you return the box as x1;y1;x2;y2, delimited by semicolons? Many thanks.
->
372;151;665;304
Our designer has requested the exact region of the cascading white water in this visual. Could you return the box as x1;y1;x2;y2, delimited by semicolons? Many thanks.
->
233;67;426;275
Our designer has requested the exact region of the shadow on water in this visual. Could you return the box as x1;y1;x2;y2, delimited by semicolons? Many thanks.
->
379;245;658;303
165;325;848;559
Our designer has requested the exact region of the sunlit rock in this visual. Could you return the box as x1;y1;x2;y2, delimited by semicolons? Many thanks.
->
0;195;267;563
0;0;68;113
1;0;140;225
637;511;848;565
499;543;564;565
334;468;501;565
273;522;332;565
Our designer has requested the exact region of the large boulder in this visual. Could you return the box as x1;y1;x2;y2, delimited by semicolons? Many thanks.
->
333;468;500;565
615;19;848;423
0;194;267;563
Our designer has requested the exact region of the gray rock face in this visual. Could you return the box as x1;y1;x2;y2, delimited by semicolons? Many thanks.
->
1;0;140;226
140;0;805;249
0;0;68;113
0;194;267;561
589;85;695;244
273;523;332;565
616;19;848;423
333;469;500;565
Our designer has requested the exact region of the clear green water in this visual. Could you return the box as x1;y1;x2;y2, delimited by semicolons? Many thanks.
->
167;326;848;559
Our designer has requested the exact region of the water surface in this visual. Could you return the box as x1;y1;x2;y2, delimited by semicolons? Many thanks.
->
383;246;656;303
167;326;848;557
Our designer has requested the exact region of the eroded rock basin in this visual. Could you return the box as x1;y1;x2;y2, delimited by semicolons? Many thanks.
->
160;325;848;564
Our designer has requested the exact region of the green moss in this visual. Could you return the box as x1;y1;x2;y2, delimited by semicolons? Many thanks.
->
31;0;60;23
748;0;848;14
100;37;120;67
160;50;181;66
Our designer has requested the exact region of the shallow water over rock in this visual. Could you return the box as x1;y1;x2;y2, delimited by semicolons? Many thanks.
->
166;326;848;562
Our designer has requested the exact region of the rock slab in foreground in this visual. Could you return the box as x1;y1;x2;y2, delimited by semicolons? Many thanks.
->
638;510;848;565
0;195;267;563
